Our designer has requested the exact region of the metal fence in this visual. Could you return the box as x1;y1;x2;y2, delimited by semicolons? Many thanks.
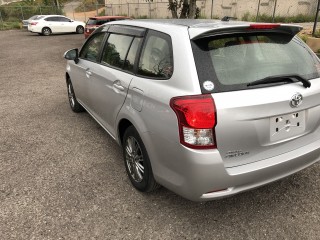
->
0;0;319;30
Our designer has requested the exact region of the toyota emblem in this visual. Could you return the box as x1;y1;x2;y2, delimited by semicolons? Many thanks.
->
290;93;303;108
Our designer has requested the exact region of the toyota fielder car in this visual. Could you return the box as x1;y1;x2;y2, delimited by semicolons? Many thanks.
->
64;19;320;201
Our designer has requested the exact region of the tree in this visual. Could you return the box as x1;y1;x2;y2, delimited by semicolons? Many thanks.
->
147;0;198;19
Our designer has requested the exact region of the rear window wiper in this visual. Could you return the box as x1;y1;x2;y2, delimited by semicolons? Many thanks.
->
247;74;311;88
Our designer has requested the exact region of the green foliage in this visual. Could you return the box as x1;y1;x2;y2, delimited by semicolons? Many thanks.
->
98;9;105;16
242;12;255;22
314;29;320;38
0;0;63;30
136;15;148;19
242;12;315;23
298;34;309;43
0;2;63;22
0;21;21;30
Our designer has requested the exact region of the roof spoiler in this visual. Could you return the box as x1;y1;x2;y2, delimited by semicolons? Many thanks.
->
190;23;303;40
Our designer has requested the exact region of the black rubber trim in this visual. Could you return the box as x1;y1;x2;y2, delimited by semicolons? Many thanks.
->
108;25;146;37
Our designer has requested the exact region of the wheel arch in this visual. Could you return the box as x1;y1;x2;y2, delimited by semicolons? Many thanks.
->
76;25;84;33
118;118;133;146
66;72;70;82
42;26;51;32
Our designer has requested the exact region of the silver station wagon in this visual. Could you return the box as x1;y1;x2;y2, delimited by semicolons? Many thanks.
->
64;19;320;201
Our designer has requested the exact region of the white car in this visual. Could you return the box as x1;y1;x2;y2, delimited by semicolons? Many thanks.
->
28;15;85;36
22;15;44;28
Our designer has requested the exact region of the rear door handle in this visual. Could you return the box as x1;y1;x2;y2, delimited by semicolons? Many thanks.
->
85;69;92;78
113;80;125;91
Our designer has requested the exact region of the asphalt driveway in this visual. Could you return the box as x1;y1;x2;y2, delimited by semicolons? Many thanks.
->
0;30;319;240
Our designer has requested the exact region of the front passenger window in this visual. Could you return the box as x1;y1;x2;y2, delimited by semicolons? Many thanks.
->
101;34;133;69
80;33;105;62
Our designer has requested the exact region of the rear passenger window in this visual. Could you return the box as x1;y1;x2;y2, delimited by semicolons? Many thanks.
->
102;34;133;69
80;33;105;62
124;37;142;72
45;17;55;21
138;30;173;79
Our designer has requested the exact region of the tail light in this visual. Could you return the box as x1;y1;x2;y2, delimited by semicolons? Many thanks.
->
170;94;217;149
31;22;38;26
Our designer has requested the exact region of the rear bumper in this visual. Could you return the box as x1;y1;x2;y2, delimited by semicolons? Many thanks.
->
200;140;320;200
145;132;320;201
28;26;40;33
84;31;90;39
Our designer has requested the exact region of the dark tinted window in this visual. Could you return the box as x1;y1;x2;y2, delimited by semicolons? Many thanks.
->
101;34;133;69
58;17;70;22
87;19;110;25
80;33;105;62
87;19;98;25
96;20;108;25
45;17;56;21
138;30;173;79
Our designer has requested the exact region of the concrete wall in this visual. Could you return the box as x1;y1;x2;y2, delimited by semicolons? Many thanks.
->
0;0;23;5
105;0;318;19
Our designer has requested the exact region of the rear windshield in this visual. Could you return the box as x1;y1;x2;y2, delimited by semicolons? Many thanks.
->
87;19;106;25
87;18;128;25
34;15;45;20
192;33;320;93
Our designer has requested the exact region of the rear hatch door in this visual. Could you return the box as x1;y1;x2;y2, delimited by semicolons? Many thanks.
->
190;23;320;167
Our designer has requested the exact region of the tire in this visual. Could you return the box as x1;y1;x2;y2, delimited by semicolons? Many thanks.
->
42;27;51;36
66;79;84;113
76;26;84;34
123;126;160;192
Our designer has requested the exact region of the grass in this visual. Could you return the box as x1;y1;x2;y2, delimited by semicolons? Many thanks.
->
0;21;21;30
298;33;309;43
242;12;315;23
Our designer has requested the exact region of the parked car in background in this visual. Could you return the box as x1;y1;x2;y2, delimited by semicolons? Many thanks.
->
28;15;85;36
84;16;131;38
22;15;44;28
64;19;320;201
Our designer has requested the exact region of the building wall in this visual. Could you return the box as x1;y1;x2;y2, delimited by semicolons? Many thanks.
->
104;0;318;19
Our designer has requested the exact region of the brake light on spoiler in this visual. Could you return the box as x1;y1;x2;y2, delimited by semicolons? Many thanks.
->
248;23;280;30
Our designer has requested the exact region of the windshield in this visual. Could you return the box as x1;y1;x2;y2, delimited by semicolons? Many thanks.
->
192;33;320;92
87;19;110;25
87;19;99;25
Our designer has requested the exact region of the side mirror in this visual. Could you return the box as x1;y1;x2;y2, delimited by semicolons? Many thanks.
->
64;48;79;64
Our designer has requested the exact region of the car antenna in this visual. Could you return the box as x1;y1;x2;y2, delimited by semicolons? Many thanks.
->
221;16;238;22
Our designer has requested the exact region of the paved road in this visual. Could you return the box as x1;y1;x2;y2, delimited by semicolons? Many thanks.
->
0;30;319;240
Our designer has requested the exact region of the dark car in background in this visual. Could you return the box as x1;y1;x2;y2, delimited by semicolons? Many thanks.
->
84;16;131;38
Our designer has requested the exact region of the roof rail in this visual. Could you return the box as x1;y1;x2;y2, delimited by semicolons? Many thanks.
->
221;16;238;22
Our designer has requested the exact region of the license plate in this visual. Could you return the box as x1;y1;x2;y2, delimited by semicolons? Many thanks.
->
270;111;305;142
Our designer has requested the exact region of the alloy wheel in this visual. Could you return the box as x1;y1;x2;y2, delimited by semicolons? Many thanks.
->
67;82;75;108
125;136;144;183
